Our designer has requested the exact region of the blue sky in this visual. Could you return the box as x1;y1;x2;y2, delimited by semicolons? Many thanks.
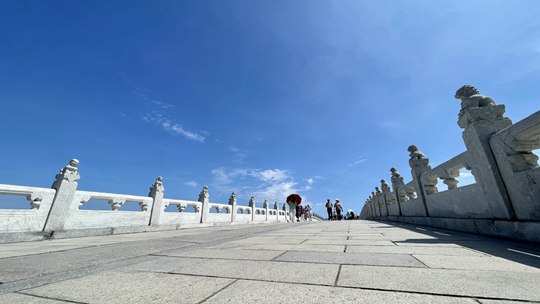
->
1;1;539;215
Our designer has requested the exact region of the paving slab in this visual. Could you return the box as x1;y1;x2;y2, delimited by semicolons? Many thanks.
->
338;265;540;301
346;245;485;256
275;250;426;267
23;271;234;304
0;239;195;283
0;293;67;303
246;243;345;252
203;280;477;304
304;239;396;246
123;256;339;285
413;255;540;272
158;248;286;260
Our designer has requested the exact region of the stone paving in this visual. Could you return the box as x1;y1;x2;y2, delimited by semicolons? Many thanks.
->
1;220;540;303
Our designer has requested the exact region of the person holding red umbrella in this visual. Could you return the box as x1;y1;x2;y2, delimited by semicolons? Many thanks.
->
286;194;302;223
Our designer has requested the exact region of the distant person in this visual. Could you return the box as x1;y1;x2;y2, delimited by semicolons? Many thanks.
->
287;198;297;223
335;199;343;220
349;210;355;220
304;204;312;221
325;199;333;220
296;203;302;222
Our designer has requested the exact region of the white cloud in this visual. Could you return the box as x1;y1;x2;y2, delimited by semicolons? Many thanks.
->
253;169;290;182
306;178;314;185
184;181;198;187
143;112;206;143
150;99;174;109
210;167;302;203
228;146;248;163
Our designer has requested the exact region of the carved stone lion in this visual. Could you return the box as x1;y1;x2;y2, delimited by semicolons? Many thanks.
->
455;85;496;111
408;145;426;160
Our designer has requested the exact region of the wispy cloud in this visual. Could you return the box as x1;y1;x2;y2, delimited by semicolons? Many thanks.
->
347;157;368;166
228;146;248;163
133;86;175;109
184;181;198;187
143;112;206;143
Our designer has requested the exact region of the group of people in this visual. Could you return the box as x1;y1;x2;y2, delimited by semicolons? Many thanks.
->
286;198;313;222
325;199;344;220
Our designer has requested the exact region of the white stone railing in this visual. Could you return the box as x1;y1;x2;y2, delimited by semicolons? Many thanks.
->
360;85;540;243
0;163;292;243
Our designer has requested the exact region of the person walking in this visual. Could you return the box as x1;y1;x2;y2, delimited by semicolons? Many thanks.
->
287;197;296;223
335;199;343;220
325;199;333;220
295;203;302;222
304;204;312;221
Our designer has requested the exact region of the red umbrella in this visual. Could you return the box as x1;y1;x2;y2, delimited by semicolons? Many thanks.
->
286;194;302;205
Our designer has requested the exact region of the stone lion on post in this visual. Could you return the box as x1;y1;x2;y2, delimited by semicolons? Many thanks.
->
455;85;496;111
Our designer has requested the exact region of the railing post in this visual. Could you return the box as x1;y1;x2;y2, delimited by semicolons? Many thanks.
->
43;159;80;233
381;179;392;215
282;203;288;222
274;202;279;222
455;85;515;219
375;187;386;216
263;199;269;222
149;176;165;226
198;186;210;223
390;167;405;216
407;145;433;216
370;192;379;217
249;196;255;222
229;192;237;223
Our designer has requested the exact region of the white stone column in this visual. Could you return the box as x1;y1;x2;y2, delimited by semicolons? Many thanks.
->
408;145;433;217
149;176;165;226
198;186;210;223
44;159;80;233
249;196;255;222
390;167;405;216
263;200;269;222
274;202;279;222
229;192;237;223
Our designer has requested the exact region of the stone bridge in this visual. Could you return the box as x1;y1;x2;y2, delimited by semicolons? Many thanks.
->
361;85;540;243
1;84;540;302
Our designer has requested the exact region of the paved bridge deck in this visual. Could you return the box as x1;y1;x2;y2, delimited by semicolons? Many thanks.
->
1;221;539;303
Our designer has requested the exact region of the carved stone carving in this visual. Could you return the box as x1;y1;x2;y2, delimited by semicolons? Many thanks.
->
274;202;279;209
249;196;255;207
149;176;164;196
139;201;149;212
27;192;43;210
109;199;125;211
228;192;237;205
390;167;408;202
408;145;428;168
455;85;511;129
441;168;460;190
178;203;186;212
198;186;209;202
52;159;80;189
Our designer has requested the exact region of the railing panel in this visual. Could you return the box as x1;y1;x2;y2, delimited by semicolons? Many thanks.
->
0;184;56;232
160;199;202;225
63;191;152;229
425;184;492;218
